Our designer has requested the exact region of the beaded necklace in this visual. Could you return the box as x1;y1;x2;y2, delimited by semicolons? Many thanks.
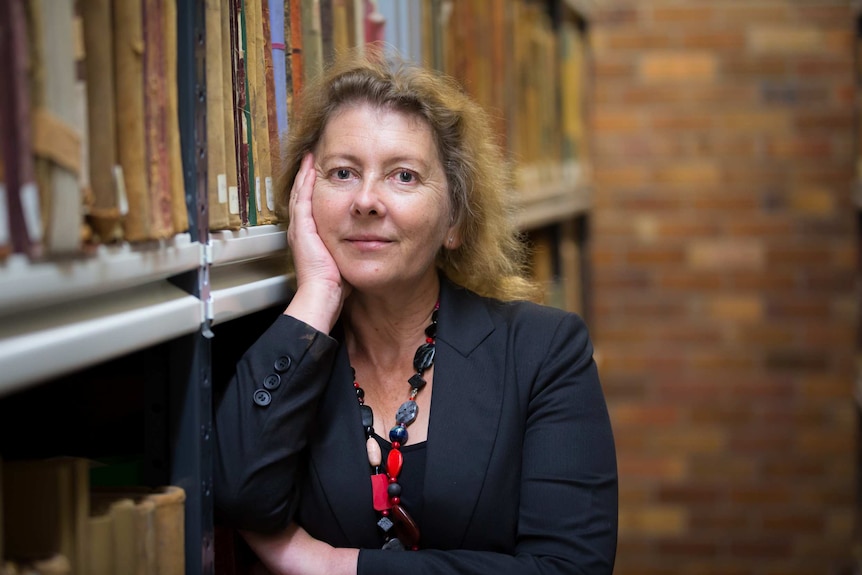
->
352;300;439;551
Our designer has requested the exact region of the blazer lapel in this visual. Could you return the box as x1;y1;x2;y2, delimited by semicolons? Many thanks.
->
307;333;383;548
421;279;504;548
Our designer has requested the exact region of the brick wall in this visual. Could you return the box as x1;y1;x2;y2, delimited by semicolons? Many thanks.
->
589;1;858;573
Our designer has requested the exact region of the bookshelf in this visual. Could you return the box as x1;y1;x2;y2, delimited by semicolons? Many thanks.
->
0;0;595;573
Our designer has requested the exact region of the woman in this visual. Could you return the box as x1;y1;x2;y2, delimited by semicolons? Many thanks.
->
213;52;617;574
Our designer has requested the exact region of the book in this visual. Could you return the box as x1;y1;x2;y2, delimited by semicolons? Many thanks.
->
143;0;175;240
163;0;189;235
89;485;185;575
0;0;42;257
301;0;323;82
206;0;231;231
289;0;304;107
269;0;289;138
114;0;151;242
81;0;123;243
29;0;84;254
222;0;242;230
246;0;276;225
1;457;90;575
89;490;158;575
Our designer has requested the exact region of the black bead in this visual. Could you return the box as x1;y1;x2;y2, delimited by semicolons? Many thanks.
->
356;387;365;399
365;426;375;437
382;537;405;551
387;482;402;497
431;309;438;323
408;373;426;389
360;404;374;428
413;342;435;372
424;323;437;338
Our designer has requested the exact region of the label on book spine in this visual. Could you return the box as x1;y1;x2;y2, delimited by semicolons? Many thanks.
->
229;186;240;215
256;177;262;213
20;183;44;242
0;184;9;246
218;173;228;204
265;176;275;211
113;165;129;216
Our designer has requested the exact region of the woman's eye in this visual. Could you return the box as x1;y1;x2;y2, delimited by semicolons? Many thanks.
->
396;171;415;183
334;169;351;180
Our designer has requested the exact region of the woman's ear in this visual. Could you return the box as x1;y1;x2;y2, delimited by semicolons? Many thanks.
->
444;227;462;250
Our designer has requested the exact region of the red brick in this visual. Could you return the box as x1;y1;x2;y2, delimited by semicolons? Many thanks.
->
618;455;687;481
640;52;718;83
681;31;746;51
651;6;715;24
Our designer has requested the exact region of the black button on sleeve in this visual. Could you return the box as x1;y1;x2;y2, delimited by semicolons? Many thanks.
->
274;355;292;373
253;389;272;407
263;373;281;390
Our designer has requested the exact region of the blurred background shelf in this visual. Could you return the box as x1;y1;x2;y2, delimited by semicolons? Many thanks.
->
0;279;201;397
209;256;293;326
210;224;288;265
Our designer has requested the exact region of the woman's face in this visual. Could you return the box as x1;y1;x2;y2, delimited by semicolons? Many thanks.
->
312;102;459;294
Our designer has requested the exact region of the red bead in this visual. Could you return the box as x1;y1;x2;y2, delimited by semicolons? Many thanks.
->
387;449;403;478
426;337;433;343
411;546;419;551
354;382;360;388
390;496;400;505
382;509;389;516
371;473;389;511
391;442;401;449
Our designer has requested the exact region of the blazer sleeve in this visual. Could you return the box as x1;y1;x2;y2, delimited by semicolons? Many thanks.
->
358;311;618;574
213;314;339;533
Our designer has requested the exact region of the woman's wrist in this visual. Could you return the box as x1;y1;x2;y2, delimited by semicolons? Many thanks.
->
284;280;345;334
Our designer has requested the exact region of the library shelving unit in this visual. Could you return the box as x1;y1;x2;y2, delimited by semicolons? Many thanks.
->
0;1;597;573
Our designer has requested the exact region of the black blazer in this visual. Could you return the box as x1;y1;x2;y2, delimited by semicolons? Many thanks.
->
214;278;617;574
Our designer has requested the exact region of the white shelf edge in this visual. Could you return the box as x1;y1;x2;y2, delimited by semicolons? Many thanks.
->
0;281;201;397
0;233;201;317
210;257;294;326
210;224;288;265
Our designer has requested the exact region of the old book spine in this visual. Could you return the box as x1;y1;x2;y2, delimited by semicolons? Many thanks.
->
113;0;151;241
288;0;303;108
146;486;186;575
82;0;122;243
269;0;288;140
32;0;84;253
301;0;322;83
205;0;230;231
163;0;188;233
142;0;174;239
250;0;275;224
228;0;246;227
1;0;42;256
239;0;255;225
222;0;241;229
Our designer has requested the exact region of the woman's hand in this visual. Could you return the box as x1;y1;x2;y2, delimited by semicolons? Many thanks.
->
241;524;358;575
284;153;349;333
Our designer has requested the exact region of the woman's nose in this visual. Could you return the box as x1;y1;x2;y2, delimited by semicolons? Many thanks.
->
351;179;385;216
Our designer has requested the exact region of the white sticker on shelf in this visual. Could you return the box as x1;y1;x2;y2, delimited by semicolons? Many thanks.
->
113;165;129;215
266;176;275;211
255;177;262;213
229;186;239;215
218;173;228;204
0;184;9;246
20;182;43;242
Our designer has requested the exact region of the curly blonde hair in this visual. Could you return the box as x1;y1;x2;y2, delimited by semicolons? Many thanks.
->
277;50;538;302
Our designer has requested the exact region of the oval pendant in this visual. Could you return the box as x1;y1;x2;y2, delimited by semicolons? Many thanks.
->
395;400;418;425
